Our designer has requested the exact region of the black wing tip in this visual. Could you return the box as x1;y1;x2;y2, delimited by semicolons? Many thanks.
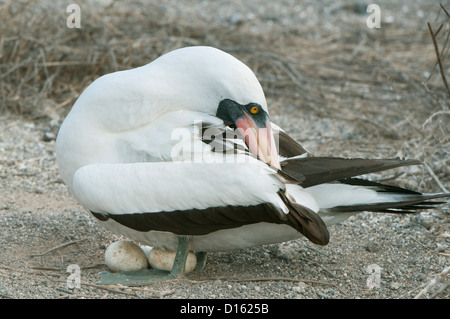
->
278;191;330;245
281;156;424;188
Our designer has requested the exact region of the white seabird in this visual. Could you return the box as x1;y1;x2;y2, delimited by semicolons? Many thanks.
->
56;46;449;284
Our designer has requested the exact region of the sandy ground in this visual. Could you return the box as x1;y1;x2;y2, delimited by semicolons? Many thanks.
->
0;0;449;299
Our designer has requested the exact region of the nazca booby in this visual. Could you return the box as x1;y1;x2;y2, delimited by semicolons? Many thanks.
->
56;46;449;284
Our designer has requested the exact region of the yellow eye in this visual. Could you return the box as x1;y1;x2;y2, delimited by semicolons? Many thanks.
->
250;106;259;114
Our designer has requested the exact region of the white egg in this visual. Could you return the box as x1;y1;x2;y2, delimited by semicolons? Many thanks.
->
148;247;197;274
105;240;149;272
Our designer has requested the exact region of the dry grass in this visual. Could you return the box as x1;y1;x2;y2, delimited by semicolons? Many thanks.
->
0;0;449;192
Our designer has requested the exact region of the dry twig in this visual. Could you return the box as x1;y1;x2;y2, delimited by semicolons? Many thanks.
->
414;266;450;299
427;22;450;98
28;239;87;257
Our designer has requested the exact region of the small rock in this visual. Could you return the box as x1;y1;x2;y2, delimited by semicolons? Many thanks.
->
273;245;295;262
412;215;433;230
42;131;56;142
390;282;401;290
229;13;243;25
292;282;307;293
317;291;332;299
365;242;380;253
436;243;447;252
5;159;16;166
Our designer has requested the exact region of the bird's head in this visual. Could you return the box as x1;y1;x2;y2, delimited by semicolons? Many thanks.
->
62;46;280;169
215;98;280;169
151;46;280;169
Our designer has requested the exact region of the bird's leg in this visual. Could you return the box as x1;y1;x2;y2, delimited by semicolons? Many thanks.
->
170;236;191;278
98;236;193;286
194;252;207;272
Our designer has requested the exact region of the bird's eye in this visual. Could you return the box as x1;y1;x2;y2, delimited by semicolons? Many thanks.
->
250;106;259;114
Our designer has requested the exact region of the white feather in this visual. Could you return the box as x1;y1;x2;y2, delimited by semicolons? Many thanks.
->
305;183;420;210
72;160;286;215
285;184;320;213
304;183;426;225
305;183;379;209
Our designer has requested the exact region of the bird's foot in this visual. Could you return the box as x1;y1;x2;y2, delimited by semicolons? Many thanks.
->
98;268;175;285
194;251;207;272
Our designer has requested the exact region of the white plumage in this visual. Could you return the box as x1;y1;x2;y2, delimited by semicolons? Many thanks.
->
72;161;285;215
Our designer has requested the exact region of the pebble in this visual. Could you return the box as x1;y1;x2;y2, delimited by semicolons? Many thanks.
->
390;282;401;290
292;282;307;293
364;242;380;253
412;215;433;230
42;131;56;142
317;291;332;299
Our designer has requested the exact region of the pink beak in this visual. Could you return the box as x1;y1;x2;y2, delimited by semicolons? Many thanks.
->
235;112;280;170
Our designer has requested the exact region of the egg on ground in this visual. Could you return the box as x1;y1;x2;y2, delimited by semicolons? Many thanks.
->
105;241;198;274
147;247;197;274
104;240;149;272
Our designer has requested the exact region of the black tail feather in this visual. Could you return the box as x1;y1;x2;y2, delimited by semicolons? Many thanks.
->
326;193;449;214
